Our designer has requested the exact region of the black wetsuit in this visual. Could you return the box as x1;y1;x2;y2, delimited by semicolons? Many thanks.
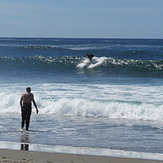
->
21;103;32;130
86;54;94;62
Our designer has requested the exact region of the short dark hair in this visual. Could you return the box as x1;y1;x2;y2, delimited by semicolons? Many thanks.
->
26;87;31;93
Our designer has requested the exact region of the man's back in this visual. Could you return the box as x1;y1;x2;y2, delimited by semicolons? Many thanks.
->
21;92;34;104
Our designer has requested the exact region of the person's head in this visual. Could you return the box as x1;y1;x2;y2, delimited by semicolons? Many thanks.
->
86;53;94;58
26;87;31;93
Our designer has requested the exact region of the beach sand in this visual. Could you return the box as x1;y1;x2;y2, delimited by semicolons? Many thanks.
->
0;149;163;163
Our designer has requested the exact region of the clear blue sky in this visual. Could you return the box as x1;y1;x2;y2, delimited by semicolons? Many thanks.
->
0;0;162;38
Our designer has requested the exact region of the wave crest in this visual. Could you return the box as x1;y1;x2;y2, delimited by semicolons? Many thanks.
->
1;95;163;121
0;56;162;77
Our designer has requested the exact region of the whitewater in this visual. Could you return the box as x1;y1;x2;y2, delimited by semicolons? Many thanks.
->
0;81;163;121
0;38;163;158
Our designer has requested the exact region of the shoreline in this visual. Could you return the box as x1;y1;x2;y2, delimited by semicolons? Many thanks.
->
0;141;163;163
0;148;163;163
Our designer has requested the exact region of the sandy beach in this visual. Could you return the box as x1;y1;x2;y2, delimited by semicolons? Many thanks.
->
0;149;162;163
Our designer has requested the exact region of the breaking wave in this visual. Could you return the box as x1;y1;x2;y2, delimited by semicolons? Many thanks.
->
0;56;162;78
0;93;163;121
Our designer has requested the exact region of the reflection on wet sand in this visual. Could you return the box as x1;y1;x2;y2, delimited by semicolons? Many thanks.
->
21;143;29;150
21;131;29;151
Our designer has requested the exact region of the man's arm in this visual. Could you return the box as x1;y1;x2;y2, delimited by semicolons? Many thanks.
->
20;97;23;111
32;99;38;114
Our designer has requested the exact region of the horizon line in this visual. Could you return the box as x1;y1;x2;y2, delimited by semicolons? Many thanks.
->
0;36;162;40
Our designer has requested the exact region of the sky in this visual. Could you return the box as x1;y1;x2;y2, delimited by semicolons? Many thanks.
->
0;0;163;38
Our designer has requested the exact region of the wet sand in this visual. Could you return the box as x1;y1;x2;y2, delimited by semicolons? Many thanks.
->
0;149;163;163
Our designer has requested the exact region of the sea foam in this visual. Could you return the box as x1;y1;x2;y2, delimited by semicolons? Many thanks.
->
1;92;163;122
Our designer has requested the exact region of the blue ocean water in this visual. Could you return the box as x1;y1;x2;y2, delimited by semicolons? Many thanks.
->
0;38;163;158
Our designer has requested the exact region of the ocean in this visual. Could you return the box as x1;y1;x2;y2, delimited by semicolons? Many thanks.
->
0;38;163;159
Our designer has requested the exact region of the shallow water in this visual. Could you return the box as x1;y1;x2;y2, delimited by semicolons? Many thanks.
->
1;113;163;154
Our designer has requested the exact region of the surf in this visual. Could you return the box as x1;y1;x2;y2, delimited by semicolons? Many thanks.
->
0;91;163;121
0;56;162;78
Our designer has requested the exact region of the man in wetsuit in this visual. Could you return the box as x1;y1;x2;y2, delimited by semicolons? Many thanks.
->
20;87;38;130
86;53;94;62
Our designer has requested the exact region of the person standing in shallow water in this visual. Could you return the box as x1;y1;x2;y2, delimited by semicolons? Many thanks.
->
20;87;38;130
